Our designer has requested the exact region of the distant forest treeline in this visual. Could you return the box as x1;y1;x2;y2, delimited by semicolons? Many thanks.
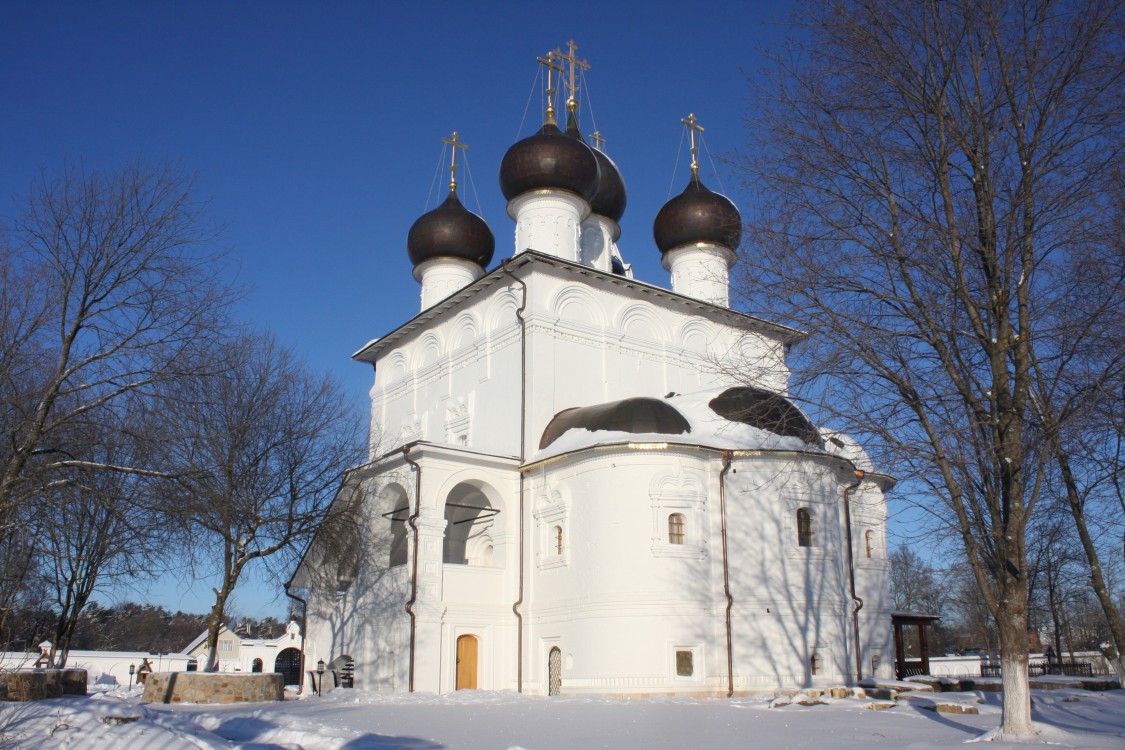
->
1;602;287;654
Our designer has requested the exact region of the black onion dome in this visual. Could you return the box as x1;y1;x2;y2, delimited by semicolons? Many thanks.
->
653;176;742;254
708;387;823;448
539;397;691;449
407;191;495;269
564;110;625;221
589;147;627;222
499;122;600;202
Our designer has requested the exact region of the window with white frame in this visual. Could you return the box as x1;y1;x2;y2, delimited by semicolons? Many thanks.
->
534;485;569;569
672;645;701;680
650;471;707;559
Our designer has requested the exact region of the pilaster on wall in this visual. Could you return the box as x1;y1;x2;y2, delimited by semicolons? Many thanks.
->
412;515;448;600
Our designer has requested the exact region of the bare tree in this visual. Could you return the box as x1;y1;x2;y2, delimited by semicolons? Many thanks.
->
735;0;1122;735
888;545;945;615
37;410;169;667
156;333;364;671
0;161;235;608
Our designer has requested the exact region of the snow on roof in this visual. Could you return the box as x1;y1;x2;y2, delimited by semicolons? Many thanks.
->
532;388;828;463
820;430;875;473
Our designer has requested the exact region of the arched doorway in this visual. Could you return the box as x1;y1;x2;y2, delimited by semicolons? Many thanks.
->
251;658;263;673
274;647;302;686
329;654;355;688
548;647;562;696
455;635;478;690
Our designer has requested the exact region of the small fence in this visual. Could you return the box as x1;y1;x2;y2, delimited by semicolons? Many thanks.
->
981;660;1098;678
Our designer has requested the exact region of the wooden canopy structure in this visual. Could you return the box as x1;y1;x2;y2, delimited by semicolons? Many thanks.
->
892;612;941;679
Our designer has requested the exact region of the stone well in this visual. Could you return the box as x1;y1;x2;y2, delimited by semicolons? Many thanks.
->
142;672;285;704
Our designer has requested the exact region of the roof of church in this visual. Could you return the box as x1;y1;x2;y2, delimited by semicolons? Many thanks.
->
653;175;742;254
540;397;691;449
406;190;495;269
499;121;600;202
533;387;827;461
563;110;626;224
352;251;805;363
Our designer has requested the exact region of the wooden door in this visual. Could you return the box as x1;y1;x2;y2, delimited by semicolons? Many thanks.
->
456;635;478;690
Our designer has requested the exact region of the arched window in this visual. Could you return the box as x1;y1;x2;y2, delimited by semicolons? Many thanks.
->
668;513;685;545
865;530;875;558
444;484;498;566
554;525;564;555
389;501;409;567
251;658;263;673
797;508;813;547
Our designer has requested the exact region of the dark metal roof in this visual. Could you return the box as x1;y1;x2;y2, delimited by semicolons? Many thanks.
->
499;121;600;202
653;175;742;254
708;387;822;447
407;191;495;268
539;397;691;449
589;147;627;222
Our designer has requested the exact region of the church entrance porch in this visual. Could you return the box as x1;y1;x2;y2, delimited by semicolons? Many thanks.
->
456;635;479;689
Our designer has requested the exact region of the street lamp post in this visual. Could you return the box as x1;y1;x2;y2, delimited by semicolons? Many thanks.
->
128;663;135;690
316;659;325;696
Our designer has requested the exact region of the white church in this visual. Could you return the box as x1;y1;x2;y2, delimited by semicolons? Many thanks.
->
290;46;896;697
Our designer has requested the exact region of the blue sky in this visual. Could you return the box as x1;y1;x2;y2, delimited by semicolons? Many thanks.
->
3;1;804;618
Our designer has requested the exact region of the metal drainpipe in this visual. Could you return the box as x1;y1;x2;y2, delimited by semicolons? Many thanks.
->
501;258;528;693
284;585;308;695
719;451;735;698
403;444;422;693
842;469;865;683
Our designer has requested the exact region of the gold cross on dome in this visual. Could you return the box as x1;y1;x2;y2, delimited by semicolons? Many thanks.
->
553;39;590;114
536;51;565;125
681;113;705;177
589;130;607;151
441;132;468;192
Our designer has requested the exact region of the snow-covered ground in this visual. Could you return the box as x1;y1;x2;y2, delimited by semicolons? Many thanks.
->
2;685;1124;749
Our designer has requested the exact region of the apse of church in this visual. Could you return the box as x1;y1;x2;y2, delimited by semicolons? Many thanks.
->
290;42;894;697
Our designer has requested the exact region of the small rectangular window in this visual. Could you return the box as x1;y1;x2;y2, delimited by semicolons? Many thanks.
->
675;650;694;677
797;508;813;547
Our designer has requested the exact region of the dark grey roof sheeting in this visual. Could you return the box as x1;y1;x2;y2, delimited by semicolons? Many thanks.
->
539;397;691;449
708;387;823;448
